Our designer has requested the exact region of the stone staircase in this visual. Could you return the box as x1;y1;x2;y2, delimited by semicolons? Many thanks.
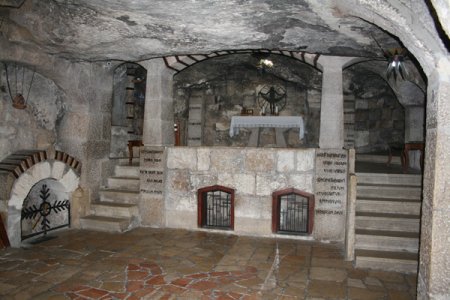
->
344;95;355;149
354;172;422;273
80;163;140;232
187;90;204;146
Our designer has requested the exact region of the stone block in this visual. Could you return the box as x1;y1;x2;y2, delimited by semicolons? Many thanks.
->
190;173;219;191
393;120;404;130
59;112;90;140
427;209;450;294
51;161;67;180
0;172;15;201
197;148;211;171
355;100;368;110
139;196;165;227
245;149;275;172
369;109;382;121
59;168;80;192
256;174;288;196
296;149;315;172
210;148;244;173
277;150;295;172
86;141;110;159
167;148;197;170
234;195;268;218
392;108;404;120
355;110;369;122
165;210;197;229
368;120;378;129
30;161;52;182
382;108;392;120
166;192;196;212
354;121;366;131
218;173;255;195
234;217;271;236
215;122;229;131
166;169;190;194
288;174;314;193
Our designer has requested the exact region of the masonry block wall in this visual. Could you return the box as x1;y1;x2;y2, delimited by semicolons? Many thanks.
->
163;147;346;241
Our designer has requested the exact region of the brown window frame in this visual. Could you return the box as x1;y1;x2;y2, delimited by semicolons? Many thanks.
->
198;185;235;230
272;187;315;235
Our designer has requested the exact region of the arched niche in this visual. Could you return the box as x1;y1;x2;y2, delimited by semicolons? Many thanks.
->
0;62;66;156
0;150;80;247
110;62;147;158
173;53;322;148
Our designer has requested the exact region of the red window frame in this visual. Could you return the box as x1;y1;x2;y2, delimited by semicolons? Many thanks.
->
272;187;315;235
198;185;235;230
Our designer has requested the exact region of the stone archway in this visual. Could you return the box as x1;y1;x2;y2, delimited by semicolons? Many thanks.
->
0;150;80;247
336;1;450;298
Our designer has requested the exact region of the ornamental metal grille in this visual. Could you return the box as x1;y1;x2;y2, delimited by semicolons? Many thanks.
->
202;190;232;229
278;193;309;234
21;181;70;241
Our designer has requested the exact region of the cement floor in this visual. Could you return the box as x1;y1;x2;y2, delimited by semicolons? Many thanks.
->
0;228;417;299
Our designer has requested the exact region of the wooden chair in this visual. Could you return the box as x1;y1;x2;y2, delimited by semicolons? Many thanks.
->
401;142;424;172
128;140;143;165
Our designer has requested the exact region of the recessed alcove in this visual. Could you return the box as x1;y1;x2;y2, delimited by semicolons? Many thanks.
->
197;185;234;230
272;188;315;235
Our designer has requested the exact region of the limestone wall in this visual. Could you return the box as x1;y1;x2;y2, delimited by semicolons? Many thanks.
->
0;63;64;157
164;147;346;242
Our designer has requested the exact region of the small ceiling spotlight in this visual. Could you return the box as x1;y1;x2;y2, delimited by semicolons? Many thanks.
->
252;51;274;74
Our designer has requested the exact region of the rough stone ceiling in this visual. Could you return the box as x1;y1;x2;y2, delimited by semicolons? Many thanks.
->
0;0;403;62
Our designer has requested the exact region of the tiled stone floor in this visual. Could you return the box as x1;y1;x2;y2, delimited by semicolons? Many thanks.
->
0;228;417;299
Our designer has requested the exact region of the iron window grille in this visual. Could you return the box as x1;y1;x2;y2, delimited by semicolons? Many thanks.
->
272;188;314;235
198;185;234;230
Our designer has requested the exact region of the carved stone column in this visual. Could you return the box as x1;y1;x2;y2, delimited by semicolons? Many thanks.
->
140;58;176;146
318;56;354;149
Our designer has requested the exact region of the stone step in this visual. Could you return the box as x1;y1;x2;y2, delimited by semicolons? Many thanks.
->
189;94;203;107
114;165;140;177
91;201;139;218
107;176;140;190
355;250;418;273
355;214;420;233
188;109;202;121
117;158;140;166
357;185;421;200
189;103;203;109
356;154;401;165
99;188;140;204
357;172;422;186
355;229;419;252
356;199;421;215
188;125;202;138
187;139;202;146
80;215;133;233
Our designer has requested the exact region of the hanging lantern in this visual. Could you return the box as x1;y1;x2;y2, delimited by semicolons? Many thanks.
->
384;48;408;80
3;63;36;109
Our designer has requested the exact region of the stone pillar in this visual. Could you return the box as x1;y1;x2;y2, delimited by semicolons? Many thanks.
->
417;62;450;299
140;59;176;146
405;106;425;169
405;106;425;142
318;56;354;149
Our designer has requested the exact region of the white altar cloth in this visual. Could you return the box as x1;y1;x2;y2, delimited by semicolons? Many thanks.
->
229;116;305;139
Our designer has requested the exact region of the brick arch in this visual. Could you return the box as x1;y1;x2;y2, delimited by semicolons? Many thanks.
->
0;150;81;247
0;150;80;198
163;49;323;73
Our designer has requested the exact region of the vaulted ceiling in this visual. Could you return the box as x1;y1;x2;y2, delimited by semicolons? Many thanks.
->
0;0;403;62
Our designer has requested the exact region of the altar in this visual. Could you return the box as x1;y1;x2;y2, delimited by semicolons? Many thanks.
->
229;116;305;147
